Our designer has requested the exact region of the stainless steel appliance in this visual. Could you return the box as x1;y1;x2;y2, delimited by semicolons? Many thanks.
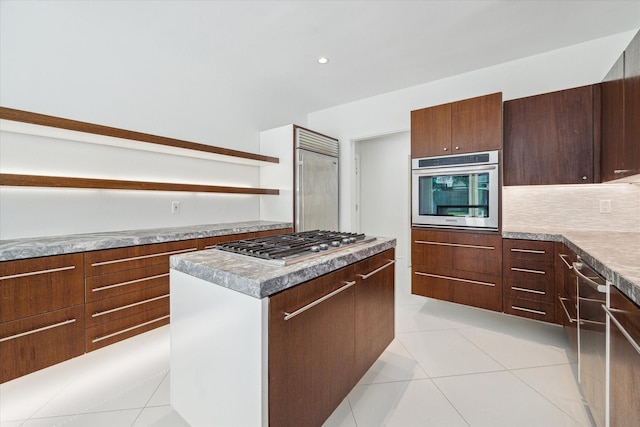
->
574;259;608;427
215;230;374;265
295;128;339;232
412;151;499;229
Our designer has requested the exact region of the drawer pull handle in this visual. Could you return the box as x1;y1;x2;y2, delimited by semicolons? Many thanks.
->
414;240;495;250
92;294;169;317
559;254;573;269
92;314;170;343
614;169;633;174
358;260;395;280
0;318;76;343
511;267;545;275
284;281;356;321
415;271;495;287
511;286;546;295
90;247;197;267
558;296;577;323
511;248;546;254
92;273;169;292
0;265;75;281
603;305;640;355
511;306;546;316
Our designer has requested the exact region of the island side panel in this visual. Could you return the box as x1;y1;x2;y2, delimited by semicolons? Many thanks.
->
170;269;268;427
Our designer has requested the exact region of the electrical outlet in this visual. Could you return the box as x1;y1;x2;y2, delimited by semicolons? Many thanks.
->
599;199;612;213
171;201;181;214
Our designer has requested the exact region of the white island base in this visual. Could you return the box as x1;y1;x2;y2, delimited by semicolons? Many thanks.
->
170;270;269;427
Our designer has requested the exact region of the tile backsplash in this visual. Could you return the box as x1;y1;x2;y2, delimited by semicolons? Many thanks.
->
502;183;640;232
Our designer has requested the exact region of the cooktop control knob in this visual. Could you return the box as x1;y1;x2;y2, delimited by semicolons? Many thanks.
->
331;241;341;247
342;237;351;244
310;246;320;252
319;244;329;250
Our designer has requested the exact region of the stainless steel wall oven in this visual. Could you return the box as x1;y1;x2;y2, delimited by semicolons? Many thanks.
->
412;150;499;230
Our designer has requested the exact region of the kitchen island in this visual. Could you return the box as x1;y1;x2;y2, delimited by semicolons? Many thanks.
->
169;235;396;427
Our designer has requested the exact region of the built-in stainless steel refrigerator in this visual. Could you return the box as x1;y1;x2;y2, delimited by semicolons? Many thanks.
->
295;127;339;231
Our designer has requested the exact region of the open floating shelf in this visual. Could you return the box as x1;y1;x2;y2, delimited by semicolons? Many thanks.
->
0;107;279;166
0;174;279;195
0;107;281;195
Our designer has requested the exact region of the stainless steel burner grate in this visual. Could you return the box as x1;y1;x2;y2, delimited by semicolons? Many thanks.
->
215;230;369;261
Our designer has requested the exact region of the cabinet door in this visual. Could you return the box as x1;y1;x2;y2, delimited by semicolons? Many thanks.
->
601;54;625;182
504;85;595;185
411;103;451;157
555;244;578;359
268;266;355;427
451;92;502;154
623;30;640;178
608;286;640;427
354;249;395;380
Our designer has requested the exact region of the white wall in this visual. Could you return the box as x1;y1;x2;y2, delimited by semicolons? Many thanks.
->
0;130;262;239
307;30;638;231
259;125;294;224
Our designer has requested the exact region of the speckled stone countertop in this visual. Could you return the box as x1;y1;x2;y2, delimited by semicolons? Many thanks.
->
0;221;292;262
170;237;396;298
503;228;640;306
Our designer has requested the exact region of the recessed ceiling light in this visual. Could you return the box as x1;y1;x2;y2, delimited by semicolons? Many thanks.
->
317;56;329;64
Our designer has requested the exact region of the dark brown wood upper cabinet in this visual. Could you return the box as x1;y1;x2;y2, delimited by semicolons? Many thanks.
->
411;93;502;158
601;28;640;182
601;53;625;182
601;30;640;182
503;85;598;185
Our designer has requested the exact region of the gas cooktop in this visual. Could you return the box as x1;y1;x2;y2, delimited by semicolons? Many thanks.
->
215;230;375;265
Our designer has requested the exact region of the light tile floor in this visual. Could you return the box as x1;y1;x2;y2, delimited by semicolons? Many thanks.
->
1;297;595;427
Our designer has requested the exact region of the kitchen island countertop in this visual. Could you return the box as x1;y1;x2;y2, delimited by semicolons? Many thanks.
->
503;228;640;306
169;236;396;298
0;221;292;261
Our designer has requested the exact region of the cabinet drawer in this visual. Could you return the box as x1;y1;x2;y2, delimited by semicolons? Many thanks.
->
412;229;502;275
503;257;554;280
86;305;170;352
1;305;85;383
504;296;555;323
86;263;169;302
412;266;502;312
504;277;555;303
0;253;84;323
85;284;169;328
503;239;554;263
197;233;255;250
85;240;198;276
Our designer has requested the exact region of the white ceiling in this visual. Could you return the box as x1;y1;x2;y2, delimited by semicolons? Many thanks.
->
1;0;640;145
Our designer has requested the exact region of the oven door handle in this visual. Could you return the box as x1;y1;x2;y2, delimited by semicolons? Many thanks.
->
412;164;497;176
572;262;607;293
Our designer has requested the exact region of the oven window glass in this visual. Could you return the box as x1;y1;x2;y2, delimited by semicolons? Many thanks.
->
418;172;490;218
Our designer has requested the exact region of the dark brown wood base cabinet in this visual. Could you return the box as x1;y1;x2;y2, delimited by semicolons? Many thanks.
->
606;286;640;427
84;239;198;351
269;249;395;427
502;239;555;323
411;228;502;312
503;84;599;185
555;243;579;359
0;253;85;383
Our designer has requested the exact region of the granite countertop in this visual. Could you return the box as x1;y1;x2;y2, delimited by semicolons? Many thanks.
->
0;221;292;261
170;237;396;299
503;227;640;306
